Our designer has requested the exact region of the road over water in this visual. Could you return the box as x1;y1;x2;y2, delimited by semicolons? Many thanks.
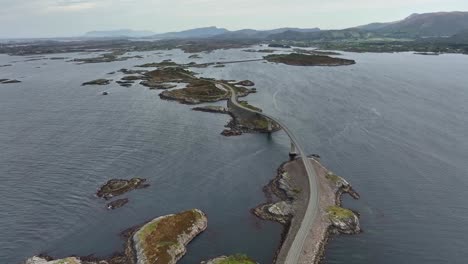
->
219;83;319;264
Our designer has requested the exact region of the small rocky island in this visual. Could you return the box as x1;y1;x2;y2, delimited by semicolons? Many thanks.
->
25;209;208;264
264;53;356;66
97;178;149;200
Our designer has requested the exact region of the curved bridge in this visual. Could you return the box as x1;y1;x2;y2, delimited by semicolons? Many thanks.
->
218;83;319;264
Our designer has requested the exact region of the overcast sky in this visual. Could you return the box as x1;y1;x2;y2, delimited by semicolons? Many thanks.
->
1;0;468;38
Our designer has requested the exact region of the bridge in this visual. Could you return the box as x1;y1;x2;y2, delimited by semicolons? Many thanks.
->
218;83;320;264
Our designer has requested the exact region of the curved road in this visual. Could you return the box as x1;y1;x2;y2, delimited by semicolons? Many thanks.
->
218;83;319;264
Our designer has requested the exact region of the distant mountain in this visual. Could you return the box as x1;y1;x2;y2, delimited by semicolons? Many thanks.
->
149;26;229;39
84;29;155;38
215;27;320;39
355;11;468;37
268;29;375;41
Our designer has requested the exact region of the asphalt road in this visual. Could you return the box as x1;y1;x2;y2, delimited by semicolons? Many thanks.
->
219;82;319;264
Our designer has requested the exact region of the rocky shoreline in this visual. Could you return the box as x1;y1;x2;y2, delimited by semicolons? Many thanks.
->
253;157;361;264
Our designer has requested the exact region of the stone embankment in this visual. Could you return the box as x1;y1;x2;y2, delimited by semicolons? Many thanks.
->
253;157;361;264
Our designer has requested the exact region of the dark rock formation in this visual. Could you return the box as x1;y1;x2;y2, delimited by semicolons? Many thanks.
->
96;178;149;200
1;79;21;84
107;198;129;210
82;79;111;86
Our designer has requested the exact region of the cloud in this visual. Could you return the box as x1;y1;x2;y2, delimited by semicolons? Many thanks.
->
47;0;98;12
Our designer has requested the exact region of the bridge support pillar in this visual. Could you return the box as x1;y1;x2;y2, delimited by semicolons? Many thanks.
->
289;141;298;159
267;119;272;132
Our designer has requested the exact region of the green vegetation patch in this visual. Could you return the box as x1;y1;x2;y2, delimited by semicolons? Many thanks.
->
216;254;256;264
238;101;262;112
56;258;80;264
325;173;342;184
161;79;226;102
145;67;195;82
326;206;355;221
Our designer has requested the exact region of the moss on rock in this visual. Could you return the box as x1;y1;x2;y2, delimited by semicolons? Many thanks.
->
133;209;208;264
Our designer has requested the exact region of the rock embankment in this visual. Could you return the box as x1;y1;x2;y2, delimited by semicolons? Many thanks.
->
25;257;82;264
253;157;361;264
25;209;208;264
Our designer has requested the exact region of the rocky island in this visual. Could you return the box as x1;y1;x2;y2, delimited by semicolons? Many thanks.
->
96;178;149;200
25;209;208;264
264;53;356;66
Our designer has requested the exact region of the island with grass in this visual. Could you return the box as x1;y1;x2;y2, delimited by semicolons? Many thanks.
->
264;53;355;66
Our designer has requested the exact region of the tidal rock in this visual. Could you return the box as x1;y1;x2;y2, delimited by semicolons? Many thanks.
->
326;206;361;234
221;130;242;137
96;178;149;200
82;79;111;86
234;80;255;87
107;198;129;210
133;209;208;264
121;75;143;81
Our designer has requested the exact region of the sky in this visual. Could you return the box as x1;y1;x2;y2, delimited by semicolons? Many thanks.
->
1;0;468;38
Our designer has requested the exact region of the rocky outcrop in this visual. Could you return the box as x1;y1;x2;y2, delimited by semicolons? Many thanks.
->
121;75;144;81
326;206;360;234
253;201;294;224
133;209;208;264
107;198;129;210
119;68;148;75
221;129;243;137
252;168;298;224
233;80;255;87
192;106;228;114
96;178;149;200
82;79;111;86
25;256;84;264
